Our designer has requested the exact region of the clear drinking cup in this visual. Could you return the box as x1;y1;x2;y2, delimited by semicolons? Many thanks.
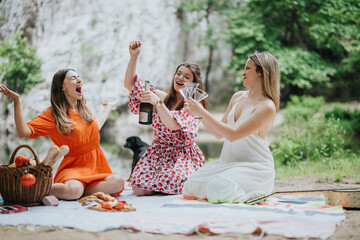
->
193;88;208;101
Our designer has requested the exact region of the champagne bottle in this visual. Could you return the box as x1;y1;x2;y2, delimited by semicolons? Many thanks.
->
139;80;153;125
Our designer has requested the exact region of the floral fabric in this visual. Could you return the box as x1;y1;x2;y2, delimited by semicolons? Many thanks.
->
128;75;205;194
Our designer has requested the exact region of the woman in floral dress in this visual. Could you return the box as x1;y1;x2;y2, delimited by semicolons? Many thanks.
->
124;41;208;195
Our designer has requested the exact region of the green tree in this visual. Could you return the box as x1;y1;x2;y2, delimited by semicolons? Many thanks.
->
177;0;240;93
226;0;360;101
0;32;43;94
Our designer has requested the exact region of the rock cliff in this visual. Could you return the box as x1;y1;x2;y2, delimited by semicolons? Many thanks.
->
0;0;231;166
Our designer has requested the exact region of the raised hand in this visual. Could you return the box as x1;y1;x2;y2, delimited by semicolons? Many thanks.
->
129;40;142;57
102;98;119;108
124;41;142;92
0;84;33;138
184;98;205;117
0;84;20;102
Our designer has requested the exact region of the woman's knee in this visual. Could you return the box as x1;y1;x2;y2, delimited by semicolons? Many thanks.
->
64;181;84;200
182;179;194;196
106;174;125;192
182;178;207;200
206;176;244;203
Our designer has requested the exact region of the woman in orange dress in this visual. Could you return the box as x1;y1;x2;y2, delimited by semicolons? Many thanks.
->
0;69;124;200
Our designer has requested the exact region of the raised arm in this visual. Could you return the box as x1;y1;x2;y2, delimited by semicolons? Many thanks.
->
0;84;32;138
199;93;240;139
201;119;223;140
124;41;141;92
96;100;118;130
185;94;276;142
184;92;239;139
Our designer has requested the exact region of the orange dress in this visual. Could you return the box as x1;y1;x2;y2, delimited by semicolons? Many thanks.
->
27;108;113;185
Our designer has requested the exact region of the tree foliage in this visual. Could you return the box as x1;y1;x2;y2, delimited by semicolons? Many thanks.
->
226;0;360;101
0;32;43;94
176;0;239;93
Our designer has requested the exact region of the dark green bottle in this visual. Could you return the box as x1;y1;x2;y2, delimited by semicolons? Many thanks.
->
139;80;153;125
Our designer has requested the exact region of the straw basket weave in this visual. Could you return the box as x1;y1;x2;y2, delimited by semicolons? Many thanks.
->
0;145;53;206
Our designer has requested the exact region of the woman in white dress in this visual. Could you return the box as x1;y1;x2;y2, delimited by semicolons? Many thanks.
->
182;51;280;203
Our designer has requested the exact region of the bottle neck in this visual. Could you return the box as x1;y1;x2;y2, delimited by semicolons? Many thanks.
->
144;81;150;91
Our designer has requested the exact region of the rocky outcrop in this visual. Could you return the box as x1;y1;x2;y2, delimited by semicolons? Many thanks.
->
0;0;231;164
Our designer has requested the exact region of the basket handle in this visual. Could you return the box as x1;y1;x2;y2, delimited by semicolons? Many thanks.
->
9;144;41;165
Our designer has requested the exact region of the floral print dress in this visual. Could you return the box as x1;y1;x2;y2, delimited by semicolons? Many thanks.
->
128;76;205;194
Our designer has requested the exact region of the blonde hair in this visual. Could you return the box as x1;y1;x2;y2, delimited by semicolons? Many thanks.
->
51;69;93;135
249;51;280;110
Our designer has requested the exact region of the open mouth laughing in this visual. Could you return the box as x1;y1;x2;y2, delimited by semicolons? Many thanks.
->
176;81;185;87
76;86;82;96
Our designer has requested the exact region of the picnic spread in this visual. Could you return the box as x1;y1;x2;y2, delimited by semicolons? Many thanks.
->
79;192;135;212
0;144;357;238
0;183;351;239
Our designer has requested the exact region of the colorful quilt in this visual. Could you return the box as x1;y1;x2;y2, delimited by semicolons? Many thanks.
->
0;187;345;239
122;193;344;238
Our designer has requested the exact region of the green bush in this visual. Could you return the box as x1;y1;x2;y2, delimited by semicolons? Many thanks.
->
282;95;325;123
272;116;347;165
325;107;360;134
0;32;42;94
324;106;360;150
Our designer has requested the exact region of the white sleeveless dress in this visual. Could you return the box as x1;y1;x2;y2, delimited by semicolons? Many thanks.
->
182;101;275;203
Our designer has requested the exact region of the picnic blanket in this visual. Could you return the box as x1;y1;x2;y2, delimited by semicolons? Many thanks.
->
0;185;345;239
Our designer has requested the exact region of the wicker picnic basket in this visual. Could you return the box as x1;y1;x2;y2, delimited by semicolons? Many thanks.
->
0;145;53;206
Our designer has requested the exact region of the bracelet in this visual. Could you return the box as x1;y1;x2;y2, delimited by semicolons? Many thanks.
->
155;99;163;108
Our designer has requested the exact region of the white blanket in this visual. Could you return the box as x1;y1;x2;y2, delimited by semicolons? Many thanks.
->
0;186;345;239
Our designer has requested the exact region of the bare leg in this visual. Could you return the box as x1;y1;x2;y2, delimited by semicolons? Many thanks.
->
49;180;84;200
84;174;124;196
132;185;155;196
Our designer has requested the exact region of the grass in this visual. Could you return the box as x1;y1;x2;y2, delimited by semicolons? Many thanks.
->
271;97;360;184
208;155;360;184
275;154;360;184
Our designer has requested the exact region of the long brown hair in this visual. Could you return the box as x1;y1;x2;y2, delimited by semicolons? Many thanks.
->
51;69;93;135
249;52;280;110
163;62;208;110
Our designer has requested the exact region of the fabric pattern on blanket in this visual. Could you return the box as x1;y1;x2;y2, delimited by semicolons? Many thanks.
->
0;188;345;239
124;193;345;238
